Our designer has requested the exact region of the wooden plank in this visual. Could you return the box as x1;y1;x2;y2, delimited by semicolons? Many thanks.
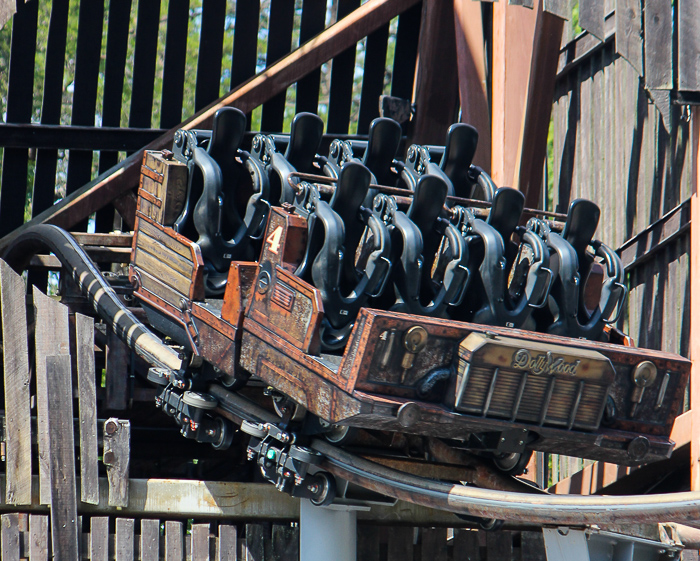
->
357;22;390;134
690;106;700;492
246;523;269;561
644;0;673;89
28;514;49;561
65;0;105;213
33;287;70;505
0;0;419;252
90;517;109;561
408;0;459;146
76;313;99;505
46;355;79;561
578;0;605;41
521;531;547;561
0;0;38;237
486;530;512;560
453;528;480;560
516;4;565;208
678;0;700;91
166;521;184;561
262;0;296;132
105;326;131;411
390;3;421;100
327;0;362;134
217;525;238;561
454;0;491;171
491;0;539;187
1;514;20;561
128;0;161;129
295;0;327;114
271;524;298;561
230;0;261;91
192;523;211;561
141;519;161;561
95;0;133;232
357;525;380;561
615;0;643;76
195;0;227;111
32;0;70;218
104;419;131;507
387;526;413;560
116;518;135;561
421;528;449;561
0;261;32;505
160;0;190;128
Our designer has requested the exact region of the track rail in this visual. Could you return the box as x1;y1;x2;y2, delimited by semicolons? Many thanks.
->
7;225;700;525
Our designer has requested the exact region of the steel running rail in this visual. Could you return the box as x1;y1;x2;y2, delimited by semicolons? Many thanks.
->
7;224;700;526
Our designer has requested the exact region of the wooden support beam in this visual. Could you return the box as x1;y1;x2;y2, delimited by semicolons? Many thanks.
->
454;0;491;171
491;0;540;187
691;107;700;492
515;3;565;208
0;0;419;253
408;0;460;146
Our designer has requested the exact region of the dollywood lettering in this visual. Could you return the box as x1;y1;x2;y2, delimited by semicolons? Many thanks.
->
511;349;580;376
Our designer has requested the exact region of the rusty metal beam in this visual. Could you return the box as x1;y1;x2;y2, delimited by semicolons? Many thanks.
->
0;0;420;253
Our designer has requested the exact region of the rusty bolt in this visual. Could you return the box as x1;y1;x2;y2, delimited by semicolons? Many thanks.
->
103;451;116;465
105;420;119;435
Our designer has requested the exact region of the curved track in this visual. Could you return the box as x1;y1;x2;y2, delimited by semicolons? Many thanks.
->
7;224;700;525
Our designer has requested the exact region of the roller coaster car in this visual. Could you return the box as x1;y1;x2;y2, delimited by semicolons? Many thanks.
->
130;141;689;476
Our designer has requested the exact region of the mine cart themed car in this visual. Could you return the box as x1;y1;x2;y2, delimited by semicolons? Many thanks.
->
123;108;688;503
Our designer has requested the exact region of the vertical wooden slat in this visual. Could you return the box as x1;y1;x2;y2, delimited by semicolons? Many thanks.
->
615;0;643;77
453;528;480;560
261;0;296;132
230;0;261;91
104;418;131;507
387;526;413;560
578;0;604;41
389;2;420;101
420;528;448;561
128;0;162;129
295;0;327;115
516;3;565;208
141;519;161;561
327;0;362;134
678;0;700;91
491;0;538;187
454;0;491;171
217;525;238;561
192;523;211;561
105;325;131;410
160;0;190;128
356;525;380;561
0;0;38;237
116;518;135;561
32;0;70;217
195;0;227;111
46;354;79;561
409;0;460;145
521;531;547;560
1;514;20;561
95;0;134;232
33;286;71;506
245;523;269;561
357;22;390;134
65;0;105;205
0;261;32;505
28;515;49;561
166;521;184;561
643;0;673;90
689;107;700;492
90;517;110;561
271;524;298;561
76;313;99;505
486;529;512;560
